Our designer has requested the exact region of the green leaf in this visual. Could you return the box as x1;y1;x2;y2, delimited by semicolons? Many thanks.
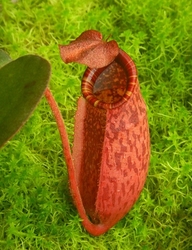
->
0;49;12;69
0;55;51;149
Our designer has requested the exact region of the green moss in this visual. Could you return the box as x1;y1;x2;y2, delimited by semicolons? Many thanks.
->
0;0;192;249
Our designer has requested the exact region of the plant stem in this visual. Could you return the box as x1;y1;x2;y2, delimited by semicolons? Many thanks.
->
44;87;110;236
44;87;72;166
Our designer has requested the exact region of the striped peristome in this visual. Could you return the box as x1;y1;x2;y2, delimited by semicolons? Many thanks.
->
81;49;137;109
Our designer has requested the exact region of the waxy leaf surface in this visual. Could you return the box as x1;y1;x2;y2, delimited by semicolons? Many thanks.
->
0;55;51;148
59;30;119;68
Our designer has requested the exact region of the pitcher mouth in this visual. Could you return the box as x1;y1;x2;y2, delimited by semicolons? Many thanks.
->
81;49;138;109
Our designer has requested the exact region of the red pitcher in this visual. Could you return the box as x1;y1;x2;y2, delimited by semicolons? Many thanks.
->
46;47;150;236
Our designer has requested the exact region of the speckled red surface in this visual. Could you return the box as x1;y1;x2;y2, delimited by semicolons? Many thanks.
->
71;50;150;235
74;80;150;223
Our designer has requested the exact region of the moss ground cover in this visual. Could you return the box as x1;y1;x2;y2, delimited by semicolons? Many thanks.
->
0;0;192;249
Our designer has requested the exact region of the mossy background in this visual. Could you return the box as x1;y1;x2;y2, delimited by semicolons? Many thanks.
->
0;0;192;249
